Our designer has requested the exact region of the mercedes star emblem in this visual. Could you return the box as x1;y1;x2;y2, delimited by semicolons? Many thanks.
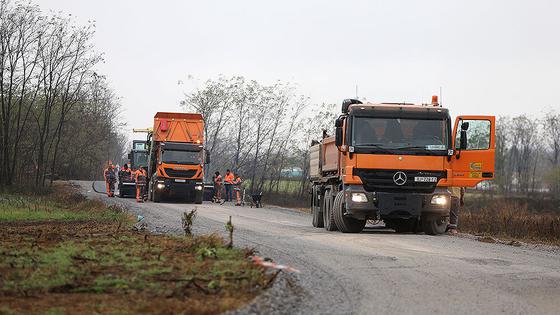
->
393;171;407;186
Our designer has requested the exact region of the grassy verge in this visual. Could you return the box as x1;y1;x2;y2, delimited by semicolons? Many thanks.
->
0;183;271;315
460;198;560;246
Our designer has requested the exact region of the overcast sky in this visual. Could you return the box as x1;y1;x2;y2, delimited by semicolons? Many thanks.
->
41;0;560;135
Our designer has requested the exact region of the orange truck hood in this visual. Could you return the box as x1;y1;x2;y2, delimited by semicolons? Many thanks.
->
157;163;203;180
355;154;446;171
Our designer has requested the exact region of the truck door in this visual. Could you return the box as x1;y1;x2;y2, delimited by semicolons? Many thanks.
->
450;115;495;187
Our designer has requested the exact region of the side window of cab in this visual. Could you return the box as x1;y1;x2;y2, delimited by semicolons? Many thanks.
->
455;119;491;150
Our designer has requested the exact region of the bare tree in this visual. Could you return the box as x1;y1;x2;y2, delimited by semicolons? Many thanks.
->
0;0;124;187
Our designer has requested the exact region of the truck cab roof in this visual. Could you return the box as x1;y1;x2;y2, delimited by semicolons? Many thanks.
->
348;103;450;120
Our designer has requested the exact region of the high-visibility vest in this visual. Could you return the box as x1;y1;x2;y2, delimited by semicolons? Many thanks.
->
135;170;146;185
224;173;234;184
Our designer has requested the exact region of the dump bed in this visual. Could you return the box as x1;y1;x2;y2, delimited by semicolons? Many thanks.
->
309;136;340;180
322;136;338;173
309;144;321;180
152;112;204;143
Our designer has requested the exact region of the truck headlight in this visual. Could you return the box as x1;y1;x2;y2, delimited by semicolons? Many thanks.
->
351;193;368;203
195;185;203;191
157;183;165;189
431;195;448;205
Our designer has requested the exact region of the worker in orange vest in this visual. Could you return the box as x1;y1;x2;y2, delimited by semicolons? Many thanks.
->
135;167;147;203
233;175;242;206
103;161;116;197
224;169;234;202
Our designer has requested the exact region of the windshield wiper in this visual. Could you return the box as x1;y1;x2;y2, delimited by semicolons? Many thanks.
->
394;145;425;150
395;145;445;151
355;143;395;153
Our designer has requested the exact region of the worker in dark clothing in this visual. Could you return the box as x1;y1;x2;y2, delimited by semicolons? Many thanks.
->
119;164;132;181
103;161;116;197
135;167;147;203
233;175;242;206
224;169;234;202
213;171;223;202
448;187;465;234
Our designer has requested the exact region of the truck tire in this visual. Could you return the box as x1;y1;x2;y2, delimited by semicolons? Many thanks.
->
312;186;324;228
194;190;203;204
323;189;338;231
152;185;161;203
333;191;366;233
421;215;448;235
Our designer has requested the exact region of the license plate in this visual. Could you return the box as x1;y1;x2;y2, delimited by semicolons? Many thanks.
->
414;176;437;182
175;179;186;183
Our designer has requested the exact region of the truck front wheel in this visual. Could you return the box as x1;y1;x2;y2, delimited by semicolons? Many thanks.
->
194;190;203;204
152;184;161;203
333;191;365;233
311;186;324;228
421;215;448;235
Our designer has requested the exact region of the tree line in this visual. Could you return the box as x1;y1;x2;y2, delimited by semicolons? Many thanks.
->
0;1;124;188
494;112;560;197
182;76;312;196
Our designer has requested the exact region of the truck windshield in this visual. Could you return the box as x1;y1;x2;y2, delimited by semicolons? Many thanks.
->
351;117;448;153
133;152;148;168
162;150;201;165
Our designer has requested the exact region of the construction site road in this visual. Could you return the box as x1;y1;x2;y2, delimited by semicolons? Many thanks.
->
80;181;560;315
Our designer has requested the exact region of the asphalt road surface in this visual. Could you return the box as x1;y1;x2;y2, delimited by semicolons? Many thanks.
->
81;181;560;315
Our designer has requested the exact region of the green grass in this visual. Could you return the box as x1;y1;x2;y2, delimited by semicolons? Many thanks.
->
0;194;124;222
242;179;303;194
1;233;268;295
0;184;271;314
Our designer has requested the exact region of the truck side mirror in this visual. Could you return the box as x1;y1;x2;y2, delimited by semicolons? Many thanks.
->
335;127;343;147
204;149;211;164
460;122;469;150
460;130;468;150
128;152;133;161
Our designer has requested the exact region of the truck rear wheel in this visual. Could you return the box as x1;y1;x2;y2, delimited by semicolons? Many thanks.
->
333;191;365;233
323;189;337;231
421;215;448;235
311;186;324;228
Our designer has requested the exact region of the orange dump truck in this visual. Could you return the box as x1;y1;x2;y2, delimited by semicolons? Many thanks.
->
146;112;209;203
309;97;495;234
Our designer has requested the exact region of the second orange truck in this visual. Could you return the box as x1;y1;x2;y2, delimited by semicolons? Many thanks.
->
145;112;209;203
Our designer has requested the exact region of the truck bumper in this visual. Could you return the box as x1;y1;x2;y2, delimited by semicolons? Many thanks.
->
343;185;451;220
154;178;204;198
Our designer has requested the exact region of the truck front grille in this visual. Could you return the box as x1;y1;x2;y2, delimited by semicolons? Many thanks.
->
164;168;197;178
353;169;446;193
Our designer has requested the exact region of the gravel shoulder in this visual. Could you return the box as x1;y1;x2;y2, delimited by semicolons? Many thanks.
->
77;181;560;315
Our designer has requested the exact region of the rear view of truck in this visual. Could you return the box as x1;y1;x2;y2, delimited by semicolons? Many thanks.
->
146;112;209;204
